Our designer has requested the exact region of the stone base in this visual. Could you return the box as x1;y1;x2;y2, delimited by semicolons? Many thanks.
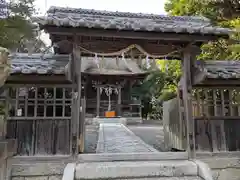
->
199;156;240;180
92;117;127;125
126;117;143;124
10;162;66;180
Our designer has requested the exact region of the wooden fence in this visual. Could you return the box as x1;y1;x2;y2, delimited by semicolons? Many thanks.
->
164;87;240;152
4;85;73;156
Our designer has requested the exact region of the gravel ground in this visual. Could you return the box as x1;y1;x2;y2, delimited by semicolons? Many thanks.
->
84;124;166;153
127;125;166;152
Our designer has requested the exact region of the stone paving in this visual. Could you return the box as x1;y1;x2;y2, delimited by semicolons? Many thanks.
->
96;123;158;153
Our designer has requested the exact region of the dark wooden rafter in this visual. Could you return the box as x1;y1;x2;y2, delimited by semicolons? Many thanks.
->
45;26;221;43
6;75;72;84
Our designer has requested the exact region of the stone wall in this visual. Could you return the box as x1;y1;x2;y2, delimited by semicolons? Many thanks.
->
201;157;240;180
0;159;7;180
10;162;67;180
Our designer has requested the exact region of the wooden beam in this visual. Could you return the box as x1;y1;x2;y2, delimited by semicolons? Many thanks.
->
182;45;196;159
45;26;219;42
194;79;240;87
195;116;240;120
6;74;71;84
71;37;82;157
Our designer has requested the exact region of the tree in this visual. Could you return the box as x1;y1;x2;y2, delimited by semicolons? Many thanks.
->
131;60;181;120
165;0;240;21
165;0;240;60
0;0;37;50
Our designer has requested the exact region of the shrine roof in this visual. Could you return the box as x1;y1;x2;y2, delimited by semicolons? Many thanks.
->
188;60;240;85
196;60;240;79
33;6;231;36
10;53;69;75
10;53;146;75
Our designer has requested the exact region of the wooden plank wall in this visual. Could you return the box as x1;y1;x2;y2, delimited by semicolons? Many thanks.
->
193;88;240;152
5;86;72;156
163;98;186;151
166;87;240;153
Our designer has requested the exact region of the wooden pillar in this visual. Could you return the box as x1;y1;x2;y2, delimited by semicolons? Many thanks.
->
79;98;86;153
182;45;196;159
71;37;82;156
96;86;100;117
117;87;122;116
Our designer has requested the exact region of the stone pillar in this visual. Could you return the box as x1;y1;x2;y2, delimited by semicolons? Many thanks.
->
96;86;100;117
117;87;122;117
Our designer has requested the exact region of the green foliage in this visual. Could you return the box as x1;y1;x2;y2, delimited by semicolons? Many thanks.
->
0;0;36;49
165;0;240;61
132;60;182;119
134;0;240;118
157;60;181;102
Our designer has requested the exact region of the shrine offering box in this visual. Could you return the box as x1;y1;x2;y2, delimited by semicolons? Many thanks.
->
105;111;116;117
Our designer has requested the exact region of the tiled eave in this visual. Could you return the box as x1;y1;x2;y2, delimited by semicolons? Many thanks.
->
193;61;240;85
10;53;148;76
32;6;232;37
10;53;70;75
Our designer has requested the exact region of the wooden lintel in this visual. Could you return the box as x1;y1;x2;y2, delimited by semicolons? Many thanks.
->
45;26;219;42
6;74;71;84
195;116;240;121
194;79;240;87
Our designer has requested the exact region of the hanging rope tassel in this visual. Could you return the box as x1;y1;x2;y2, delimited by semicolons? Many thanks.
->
94;53;100;69
146;55;150;69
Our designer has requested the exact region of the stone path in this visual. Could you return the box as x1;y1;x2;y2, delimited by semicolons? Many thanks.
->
96;123;158;153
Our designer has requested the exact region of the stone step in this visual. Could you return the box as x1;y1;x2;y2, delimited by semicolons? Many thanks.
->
74;160;200;180
112;177;202;180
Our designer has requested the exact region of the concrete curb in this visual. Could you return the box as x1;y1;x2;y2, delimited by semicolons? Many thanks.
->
78;152;188;162
62;163;76;180
121;124;159;152
96;123;105;153
194;160;213;180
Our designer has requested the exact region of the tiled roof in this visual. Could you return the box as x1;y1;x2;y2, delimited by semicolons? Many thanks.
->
11;53;69;75
33;6;231;36
196;60;240;79
10;53;146;75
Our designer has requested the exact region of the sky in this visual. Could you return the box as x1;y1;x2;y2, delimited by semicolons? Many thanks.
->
34;0;167;45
